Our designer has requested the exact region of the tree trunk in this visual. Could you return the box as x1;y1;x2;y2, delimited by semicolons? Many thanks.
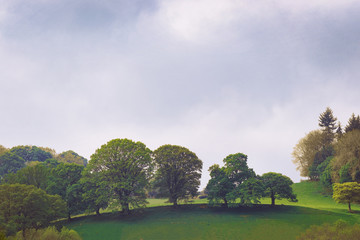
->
271;192;275;206
122;202;130;215
224;198;228;208
96;207;100;216
68;212;72;221
173;198;178;208
348;202;352;213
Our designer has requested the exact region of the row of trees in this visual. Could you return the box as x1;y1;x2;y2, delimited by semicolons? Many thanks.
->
0;145;87;178
206;153;297;207
292;108;360;190
0;139;203;236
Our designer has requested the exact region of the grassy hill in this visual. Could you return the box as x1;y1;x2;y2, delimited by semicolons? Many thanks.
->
66;181;360;240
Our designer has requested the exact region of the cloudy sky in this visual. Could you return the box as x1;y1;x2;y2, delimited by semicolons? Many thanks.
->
1;0;360;188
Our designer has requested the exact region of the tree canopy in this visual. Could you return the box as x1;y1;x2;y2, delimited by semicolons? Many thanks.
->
88;138;153;214
333;182;360;212
0;184;66;236
261;172;297;206
153;144;202;207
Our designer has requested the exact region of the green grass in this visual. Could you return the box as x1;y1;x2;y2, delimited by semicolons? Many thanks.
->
66;181;360;240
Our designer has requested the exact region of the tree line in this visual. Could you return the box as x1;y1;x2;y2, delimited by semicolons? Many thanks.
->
0;139;296;237
292;107;360;211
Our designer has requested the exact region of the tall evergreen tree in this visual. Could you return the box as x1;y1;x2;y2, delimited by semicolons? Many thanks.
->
318;107;337;144
319;107;337;132
345;113;360;133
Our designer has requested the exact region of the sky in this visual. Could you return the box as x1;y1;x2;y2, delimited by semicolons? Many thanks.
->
1;0;360;189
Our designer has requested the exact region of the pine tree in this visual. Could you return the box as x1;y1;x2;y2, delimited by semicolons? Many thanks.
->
345;113;360;133
319;107;337;132
318;107;337;144
336;121;343;139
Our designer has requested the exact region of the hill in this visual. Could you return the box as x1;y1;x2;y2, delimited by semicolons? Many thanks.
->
66;181;360;240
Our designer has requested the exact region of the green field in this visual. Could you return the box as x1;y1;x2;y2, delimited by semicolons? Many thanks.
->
66;181;360;240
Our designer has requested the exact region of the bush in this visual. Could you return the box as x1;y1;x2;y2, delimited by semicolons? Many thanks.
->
7;226;82;240
297;219;360;240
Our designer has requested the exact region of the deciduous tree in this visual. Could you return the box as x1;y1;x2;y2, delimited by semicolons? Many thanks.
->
261;172;297;206
333;182;360;212
292;130;326;179
153;145;202;207
0;184;66;236
88;139;153;214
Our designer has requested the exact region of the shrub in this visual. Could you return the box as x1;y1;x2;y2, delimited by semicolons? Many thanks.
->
7;226;82;240
297;219;360;240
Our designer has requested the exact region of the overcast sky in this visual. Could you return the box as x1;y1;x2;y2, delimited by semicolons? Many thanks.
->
1;0;360;189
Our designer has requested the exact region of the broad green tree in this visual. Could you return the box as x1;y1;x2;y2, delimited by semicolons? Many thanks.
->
9;146;52;163
0;184;66;236
292;130;326;179
47;163;85;220
206;164;234;208
0;152;25;178
206;153;258;207
80;168;110;216
2;164;50;190
261;172;297;206
89;139;153;214
333;182;360;212
153;145;202;207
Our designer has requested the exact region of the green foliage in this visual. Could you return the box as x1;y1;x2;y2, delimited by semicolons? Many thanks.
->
345;113;360;133
333;182;360;212
309;146;334;180
319;161;333;191
56;150;88;166
332;130;360;182
80;169;110;216
0;184;66;236
2;164;51;190
262;172;297;206
206;164;234;207
297;220;360;240
89;138;153;214
339;164;352;183
153;145;202;207
8;226;82;240
9;145;52;163
0;152;25;177
206;153;260;207
318;107;337;144
47;163;85;220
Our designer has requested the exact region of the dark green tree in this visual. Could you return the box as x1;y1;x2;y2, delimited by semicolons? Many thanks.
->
9;146;52;163
0;152;25;178
345;114;360;133
261;172;297;206
88;139;153;214
2;164;50;190
153;145;202;207
206;153;258;207
319;107;337;132
80;168;110;216
47;163;85;220
0;184;66;236
206;164;234;208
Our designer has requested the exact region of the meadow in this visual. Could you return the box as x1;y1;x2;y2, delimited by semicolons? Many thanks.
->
66;181;360;240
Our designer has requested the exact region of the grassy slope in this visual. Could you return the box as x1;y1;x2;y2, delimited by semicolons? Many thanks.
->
67;181;360;240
